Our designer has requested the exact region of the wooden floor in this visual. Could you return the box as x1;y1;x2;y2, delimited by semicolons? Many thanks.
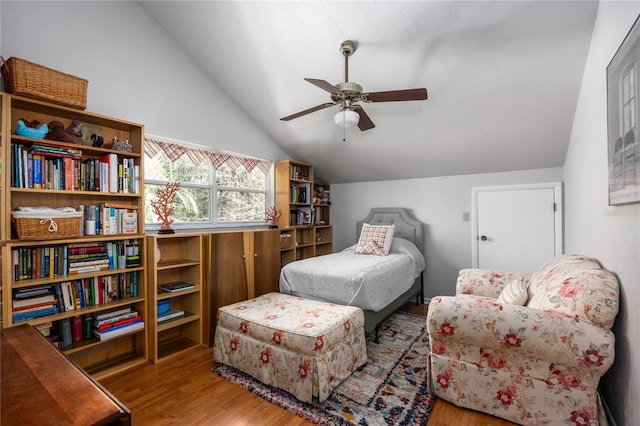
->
101;302;514;425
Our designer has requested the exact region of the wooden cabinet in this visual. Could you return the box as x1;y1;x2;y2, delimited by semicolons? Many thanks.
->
204;229;279;345
0;94;147;380
275;160;333;267
146;233;203;363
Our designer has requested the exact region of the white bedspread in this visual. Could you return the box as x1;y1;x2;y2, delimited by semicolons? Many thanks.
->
279;238;425;312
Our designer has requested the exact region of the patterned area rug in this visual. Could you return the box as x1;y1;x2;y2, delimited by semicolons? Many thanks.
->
213;311;435;425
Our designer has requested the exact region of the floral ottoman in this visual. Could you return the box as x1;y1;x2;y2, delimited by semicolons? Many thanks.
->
213;292;367;402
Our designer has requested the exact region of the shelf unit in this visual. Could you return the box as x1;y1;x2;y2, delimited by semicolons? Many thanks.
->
1;94;6;328
0;94;147;380
275;160;332;267
147;233;203;363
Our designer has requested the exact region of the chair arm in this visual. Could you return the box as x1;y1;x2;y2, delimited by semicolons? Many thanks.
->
427;295;615;374
456;268;531;298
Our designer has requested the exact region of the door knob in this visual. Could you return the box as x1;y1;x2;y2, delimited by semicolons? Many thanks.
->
480;235;488;241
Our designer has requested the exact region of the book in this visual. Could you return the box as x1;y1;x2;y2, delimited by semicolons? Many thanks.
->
12;300;58;312
93;321;144;341
96;311;139;327
71;316;83;343
158;308;185;323
60;318;72;347
12;294;56;309
96;316;143;332
12;306;60;322
159;282;195;292
94;307;132;322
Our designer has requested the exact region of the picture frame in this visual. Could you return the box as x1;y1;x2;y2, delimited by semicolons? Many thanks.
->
607;14;640;205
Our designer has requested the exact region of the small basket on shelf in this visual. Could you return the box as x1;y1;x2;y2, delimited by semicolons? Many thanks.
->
11;207;83;240
280;233;292;249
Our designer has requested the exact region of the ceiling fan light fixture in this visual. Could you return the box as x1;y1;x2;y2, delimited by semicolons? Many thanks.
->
334;108;359;128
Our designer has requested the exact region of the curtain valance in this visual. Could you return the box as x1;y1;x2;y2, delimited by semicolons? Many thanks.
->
144;135;272;174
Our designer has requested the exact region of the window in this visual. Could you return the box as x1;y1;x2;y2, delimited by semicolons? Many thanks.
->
143;136;272;228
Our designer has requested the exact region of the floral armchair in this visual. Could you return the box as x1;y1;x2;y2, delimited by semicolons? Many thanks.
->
426;255;619;425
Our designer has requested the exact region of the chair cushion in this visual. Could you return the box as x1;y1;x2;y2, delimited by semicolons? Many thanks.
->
527;255;619;328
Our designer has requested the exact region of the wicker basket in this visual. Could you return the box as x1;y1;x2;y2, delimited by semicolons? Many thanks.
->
280;233;292;249
1;56;88;110
12;209;83;240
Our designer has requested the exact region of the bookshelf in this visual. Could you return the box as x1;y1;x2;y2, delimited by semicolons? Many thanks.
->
147;233;203;362
0;94;147;380
275;160;333;267
0;94;6;328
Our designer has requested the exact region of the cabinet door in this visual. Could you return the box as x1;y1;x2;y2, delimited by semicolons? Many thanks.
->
212;232;248;307
253;230;280;297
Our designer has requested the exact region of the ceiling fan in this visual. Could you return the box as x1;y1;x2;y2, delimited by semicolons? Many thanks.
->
280;40;428;131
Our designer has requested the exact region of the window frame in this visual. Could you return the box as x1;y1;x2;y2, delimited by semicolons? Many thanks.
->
143;138;274;231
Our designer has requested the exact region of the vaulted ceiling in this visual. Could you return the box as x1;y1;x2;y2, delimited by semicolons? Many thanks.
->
138;1;598;184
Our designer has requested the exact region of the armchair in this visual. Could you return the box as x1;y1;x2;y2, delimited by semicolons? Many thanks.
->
427;255;619;425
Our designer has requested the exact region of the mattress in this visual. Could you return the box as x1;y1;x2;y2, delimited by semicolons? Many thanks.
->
279;238;425;312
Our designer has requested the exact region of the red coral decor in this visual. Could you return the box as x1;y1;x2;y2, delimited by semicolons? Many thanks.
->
151;182;180;234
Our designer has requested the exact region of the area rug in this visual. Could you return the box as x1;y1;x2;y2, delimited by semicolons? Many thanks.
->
213;311;436;425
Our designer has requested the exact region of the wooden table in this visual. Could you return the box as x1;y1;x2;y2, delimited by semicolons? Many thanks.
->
1;324;131;425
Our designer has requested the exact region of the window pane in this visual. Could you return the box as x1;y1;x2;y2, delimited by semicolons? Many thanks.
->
145;152;210;185
216;164;266;190
146;183;211;223
217;190;266;222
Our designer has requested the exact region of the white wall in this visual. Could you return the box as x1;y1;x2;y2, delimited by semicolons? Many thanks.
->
0;1;290;162
332;167;563;299
564;2;640;424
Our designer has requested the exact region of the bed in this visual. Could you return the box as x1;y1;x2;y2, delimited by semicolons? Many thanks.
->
279;207;426;342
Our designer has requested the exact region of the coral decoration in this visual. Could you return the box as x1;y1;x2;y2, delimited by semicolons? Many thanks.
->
151;182;180;233
264;206;282;227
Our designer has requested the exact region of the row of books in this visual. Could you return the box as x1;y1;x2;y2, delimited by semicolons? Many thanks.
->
289;164;310;181
10;143;140;194
290;183;311;203
38;308;145;348
10;240;141;282
11;272;140;322
81;202;138;236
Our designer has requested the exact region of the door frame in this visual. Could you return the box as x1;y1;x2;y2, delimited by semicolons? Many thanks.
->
471;182;563;268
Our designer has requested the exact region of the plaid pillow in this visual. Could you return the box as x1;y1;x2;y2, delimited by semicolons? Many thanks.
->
354;239;385;255
355;223;395;256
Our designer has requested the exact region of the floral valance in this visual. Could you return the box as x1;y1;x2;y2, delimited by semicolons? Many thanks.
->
144;135;272;174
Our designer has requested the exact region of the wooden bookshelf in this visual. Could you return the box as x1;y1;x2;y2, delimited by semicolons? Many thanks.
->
0;94;147;379
146;233;203;363
275;160;332;267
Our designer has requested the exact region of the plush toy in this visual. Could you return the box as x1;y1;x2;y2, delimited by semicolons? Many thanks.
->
16;119;49;139
45;120;83;143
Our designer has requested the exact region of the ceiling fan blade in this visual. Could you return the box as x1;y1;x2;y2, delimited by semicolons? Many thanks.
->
304;78;343;96
280;103;336;121
354;107;375;131
364;88;428;103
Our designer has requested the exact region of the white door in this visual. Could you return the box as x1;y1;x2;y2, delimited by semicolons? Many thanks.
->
472;183;562;272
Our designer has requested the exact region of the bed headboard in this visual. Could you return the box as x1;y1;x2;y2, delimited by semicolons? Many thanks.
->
356;208;424;253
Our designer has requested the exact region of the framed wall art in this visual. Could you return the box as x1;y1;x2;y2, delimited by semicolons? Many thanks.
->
607;14;640;205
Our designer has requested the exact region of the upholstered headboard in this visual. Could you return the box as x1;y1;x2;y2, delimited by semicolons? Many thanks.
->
356;208;424;253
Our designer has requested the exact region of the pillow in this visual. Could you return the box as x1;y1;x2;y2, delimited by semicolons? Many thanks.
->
354;239;385;255
497;278;528;305
355;223;395;255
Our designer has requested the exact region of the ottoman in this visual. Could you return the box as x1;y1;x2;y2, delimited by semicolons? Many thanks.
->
213;292;368;402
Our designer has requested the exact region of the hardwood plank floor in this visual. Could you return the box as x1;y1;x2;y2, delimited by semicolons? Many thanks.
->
100;302;513;425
